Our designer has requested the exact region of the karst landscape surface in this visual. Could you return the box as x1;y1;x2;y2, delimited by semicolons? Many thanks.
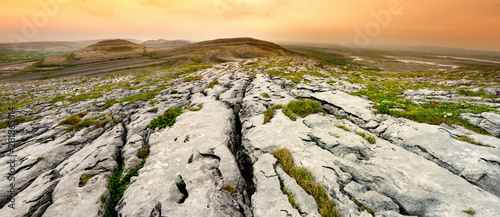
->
0;38;499;217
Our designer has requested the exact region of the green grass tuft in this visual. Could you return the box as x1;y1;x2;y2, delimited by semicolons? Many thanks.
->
207;79;219;88
282;100;324;121
222;184;237;196
147;107;183;129
457;136;490;147
79;174;94;187
463;208;476;215
263;104;283;124
262;93;270;98
184;76;203;82
337;125;350;132
272;148;340;217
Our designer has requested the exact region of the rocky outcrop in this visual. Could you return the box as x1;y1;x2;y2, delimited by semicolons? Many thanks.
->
461;112;500;137
1;57;499;217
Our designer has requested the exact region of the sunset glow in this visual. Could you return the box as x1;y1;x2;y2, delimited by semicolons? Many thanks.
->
1;0;499;51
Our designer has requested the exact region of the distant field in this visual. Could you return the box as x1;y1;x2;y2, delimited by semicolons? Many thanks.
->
281;43;500;73
0;50;68;63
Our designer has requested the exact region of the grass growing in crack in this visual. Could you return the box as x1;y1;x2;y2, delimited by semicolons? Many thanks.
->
170;90;179;94
272;148;340;217
351;81;496;135
463;208;476;215
282;100;324;121
79;174;94;187
267;70;327;82
184;135;190;143
137;146;150;159
366;136;376;144
63;114;119;133
337;125;350;132
0;116;38;129
147;107;183;129
104;153;149;217
59;112;88;126
222;184;237;196
183;75;203;82
356;132;376;144
121;90;159;104
188;155;193;163
185;104;203;111
457;136;490;147
207;79;219;88
262;93;270;98
278;177;300;210
352;198;375;216
147;107;158;113
263;104;283;124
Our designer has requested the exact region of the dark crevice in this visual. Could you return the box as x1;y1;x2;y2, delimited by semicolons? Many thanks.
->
24;181;58;217
176;176;189;204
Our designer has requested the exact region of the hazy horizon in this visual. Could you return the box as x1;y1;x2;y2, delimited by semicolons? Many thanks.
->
1;0;500;51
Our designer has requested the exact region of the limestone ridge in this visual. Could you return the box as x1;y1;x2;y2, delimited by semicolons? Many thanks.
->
0;45;500;216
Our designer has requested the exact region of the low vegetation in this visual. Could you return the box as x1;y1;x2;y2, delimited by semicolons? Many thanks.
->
352;198;375;216
61;113;119;133
147;107;183;129
261;93;270;98
272;148;340;217
263;104;283;124
267;70;327;82
278;177;300;210
356;131;376;144
185;104;203;111
79;174;94;187
351;81;496;135
337;125;350;132
456;136;489;147
282;100;324;121
207;79;219;88
104;145;150;217
463;208;476;215
0;116;38;129
222;184;237;196
183;75;203;82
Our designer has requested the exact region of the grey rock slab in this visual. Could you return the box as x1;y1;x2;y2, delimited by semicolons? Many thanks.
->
309;91;376;125
379;117;500;197
275;165;321;217
252;153;301;217
117;96;248;217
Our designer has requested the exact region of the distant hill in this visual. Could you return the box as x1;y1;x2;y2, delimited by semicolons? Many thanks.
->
155;37;301;64
40;39;157;65
141;39;191;49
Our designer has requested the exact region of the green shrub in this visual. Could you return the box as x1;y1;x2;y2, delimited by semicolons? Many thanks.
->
147;107;183;129
282;100;324;121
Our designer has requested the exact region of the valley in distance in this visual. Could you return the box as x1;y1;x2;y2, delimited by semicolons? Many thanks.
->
0;37;499;217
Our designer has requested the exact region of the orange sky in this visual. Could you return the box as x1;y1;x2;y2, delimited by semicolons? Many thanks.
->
1;0;499;51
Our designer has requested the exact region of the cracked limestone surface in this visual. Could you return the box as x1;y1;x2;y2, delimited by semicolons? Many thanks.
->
1;56;499;217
